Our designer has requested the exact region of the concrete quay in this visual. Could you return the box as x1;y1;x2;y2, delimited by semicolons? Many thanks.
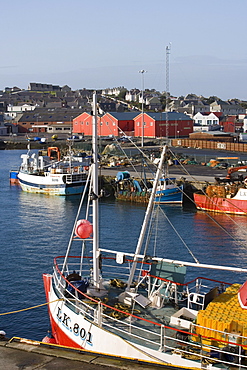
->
0;337;183;370
101;164;229;186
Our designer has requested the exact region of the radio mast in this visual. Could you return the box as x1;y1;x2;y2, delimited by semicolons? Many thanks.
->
165;43;171;139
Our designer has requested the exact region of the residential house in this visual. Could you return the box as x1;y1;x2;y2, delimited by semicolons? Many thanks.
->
16;108;83;134
98;102;117;114
210;100;246;115
61;85;72;92
6;103;37;118
4;86;22;93
125;89;140;102
102;87;127;96
28;83;61;92
168;100;210;117
193;112;220;131
243;116;247;133
145;96;162;111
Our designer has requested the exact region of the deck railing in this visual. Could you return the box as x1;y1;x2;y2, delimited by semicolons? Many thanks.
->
53;255;247;368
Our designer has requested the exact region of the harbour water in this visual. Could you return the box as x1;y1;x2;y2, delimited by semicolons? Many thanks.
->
1;150;247;341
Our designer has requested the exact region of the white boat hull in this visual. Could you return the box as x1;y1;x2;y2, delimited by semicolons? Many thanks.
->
18;171;86;195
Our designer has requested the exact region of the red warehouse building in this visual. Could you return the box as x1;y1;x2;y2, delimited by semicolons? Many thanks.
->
73;112;94;136
134;112;193;138
73;112;138;137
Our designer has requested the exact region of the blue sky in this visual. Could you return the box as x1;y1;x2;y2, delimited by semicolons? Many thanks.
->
1;0;247;100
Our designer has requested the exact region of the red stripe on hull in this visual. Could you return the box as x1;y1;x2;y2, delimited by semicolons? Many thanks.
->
42;273;83;349
194;193;247;215
49;311;82;348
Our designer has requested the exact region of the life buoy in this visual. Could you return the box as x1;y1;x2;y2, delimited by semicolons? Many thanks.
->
84;166;89;171
74;167;78;172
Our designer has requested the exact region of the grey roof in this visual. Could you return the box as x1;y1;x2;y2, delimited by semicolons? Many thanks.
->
143;112;193;121
18;108;84;122
107;112;139;120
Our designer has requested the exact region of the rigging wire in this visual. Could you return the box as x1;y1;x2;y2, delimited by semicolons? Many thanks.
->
158;206;199;264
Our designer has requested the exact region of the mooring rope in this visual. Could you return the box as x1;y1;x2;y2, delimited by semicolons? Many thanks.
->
0;299;62;316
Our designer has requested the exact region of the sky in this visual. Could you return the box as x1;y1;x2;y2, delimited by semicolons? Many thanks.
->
1;0;247;101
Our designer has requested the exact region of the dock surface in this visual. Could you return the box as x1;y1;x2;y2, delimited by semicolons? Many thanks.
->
0;337;183;370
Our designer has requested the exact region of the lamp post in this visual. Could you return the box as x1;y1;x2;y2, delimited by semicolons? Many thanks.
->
139;69;147;147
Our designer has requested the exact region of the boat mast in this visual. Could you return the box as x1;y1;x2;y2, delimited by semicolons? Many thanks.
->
92;92;100;289
126;145;167;291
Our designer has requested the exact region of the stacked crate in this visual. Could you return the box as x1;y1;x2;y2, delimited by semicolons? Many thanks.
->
195;284;247;347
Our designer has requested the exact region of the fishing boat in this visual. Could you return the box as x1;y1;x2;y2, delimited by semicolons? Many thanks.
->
17;145;90;196
114;170;183;204
9;170;20;184
194;165;247;215
43;93;247;369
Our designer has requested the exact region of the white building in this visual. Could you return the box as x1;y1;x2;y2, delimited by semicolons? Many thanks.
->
6;104;37;119
193;112;219;126
242;116;247;133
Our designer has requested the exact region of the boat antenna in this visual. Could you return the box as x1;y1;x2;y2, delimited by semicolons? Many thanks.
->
126;145;167;291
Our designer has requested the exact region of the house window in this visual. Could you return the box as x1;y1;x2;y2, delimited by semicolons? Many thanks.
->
86;121;89;125
22;122;26;125
150;122;153;126
30;122;34;125
106;122;109;125
55;128;62;130
137;122;140;126
44;122;48;125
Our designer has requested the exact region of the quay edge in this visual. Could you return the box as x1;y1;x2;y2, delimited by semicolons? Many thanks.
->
0;337;185;370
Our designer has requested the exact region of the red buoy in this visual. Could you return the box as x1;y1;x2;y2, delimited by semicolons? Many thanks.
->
75;219;93;239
